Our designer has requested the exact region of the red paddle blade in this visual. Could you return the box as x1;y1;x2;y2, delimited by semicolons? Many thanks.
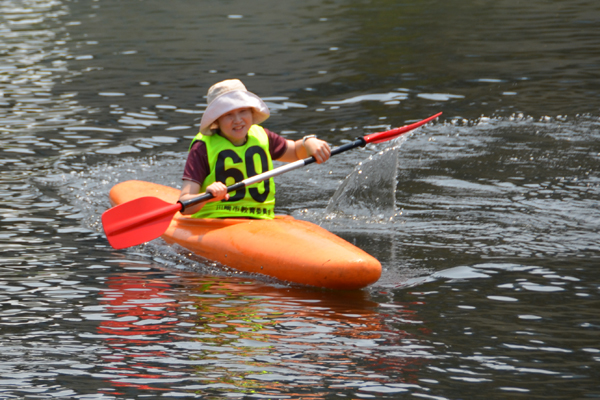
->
102;197;182;249
364;112;442;144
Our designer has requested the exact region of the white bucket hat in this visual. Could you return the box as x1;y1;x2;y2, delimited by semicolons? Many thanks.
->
199;79;270;135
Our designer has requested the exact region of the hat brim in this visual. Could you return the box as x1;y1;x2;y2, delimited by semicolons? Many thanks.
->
199;90;270;135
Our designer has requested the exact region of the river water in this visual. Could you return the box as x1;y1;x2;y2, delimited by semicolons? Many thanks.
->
1;0;599;399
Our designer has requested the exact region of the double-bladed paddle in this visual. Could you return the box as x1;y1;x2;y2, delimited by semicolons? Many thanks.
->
102;112;442;249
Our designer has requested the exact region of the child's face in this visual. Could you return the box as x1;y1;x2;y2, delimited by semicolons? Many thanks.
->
216;108;253;146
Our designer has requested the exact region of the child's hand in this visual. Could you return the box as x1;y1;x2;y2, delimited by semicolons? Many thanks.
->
206;182;230;201
305;138;331;164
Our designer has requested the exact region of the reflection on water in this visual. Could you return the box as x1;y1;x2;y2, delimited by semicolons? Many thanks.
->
90;270;429;397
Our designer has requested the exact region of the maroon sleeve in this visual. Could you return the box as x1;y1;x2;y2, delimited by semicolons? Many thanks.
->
265;128;288;160
182;140;209;185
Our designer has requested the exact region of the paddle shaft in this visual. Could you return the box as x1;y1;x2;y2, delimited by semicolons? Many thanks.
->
102;112;441;249
179;137;366;212
179;111;444;211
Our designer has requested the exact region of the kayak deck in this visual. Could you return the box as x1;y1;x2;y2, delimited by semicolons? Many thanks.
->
109;180;381;290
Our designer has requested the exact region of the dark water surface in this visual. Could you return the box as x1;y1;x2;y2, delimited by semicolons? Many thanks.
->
1;0;599;398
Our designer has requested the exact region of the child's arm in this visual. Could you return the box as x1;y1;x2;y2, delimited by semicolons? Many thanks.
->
277;137;331;164
179;180;230;215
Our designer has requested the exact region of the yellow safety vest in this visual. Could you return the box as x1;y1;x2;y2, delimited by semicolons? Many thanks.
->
190;125;276;219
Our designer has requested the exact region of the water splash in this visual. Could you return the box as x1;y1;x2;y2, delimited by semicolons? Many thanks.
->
325;136;409;219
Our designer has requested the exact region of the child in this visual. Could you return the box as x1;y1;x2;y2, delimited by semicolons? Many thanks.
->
179;79;331;218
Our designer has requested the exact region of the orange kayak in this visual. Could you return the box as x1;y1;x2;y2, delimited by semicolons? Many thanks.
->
109;180;381;290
